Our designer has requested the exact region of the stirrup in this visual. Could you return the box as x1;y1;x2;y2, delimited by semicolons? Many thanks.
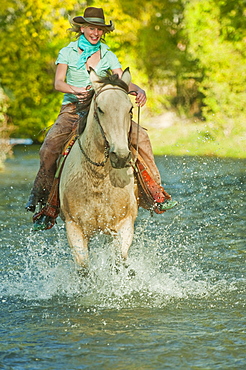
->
32;214;55;231
156;200;178;211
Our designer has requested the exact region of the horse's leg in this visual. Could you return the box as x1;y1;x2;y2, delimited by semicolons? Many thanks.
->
114;217;134;260
65;221;89;269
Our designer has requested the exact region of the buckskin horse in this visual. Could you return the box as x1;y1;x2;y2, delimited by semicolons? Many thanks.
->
59;68;138;269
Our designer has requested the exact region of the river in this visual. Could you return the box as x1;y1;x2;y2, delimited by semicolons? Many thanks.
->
0;145;245;369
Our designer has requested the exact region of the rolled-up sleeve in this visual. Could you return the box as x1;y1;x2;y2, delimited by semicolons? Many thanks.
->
55;47;69;65
106;51;122;70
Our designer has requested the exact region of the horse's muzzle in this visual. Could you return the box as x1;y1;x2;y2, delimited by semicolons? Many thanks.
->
109;150;132;169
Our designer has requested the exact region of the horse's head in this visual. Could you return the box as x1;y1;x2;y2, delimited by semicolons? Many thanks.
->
89;68;133;169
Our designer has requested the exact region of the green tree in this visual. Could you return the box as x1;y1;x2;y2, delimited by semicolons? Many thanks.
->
101;0;203;115
1;0;246;147
184;0;246;132
0;0;79;140
0;86;12;169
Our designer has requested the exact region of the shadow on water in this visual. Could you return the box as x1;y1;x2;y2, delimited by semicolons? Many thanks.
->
0;146;245;369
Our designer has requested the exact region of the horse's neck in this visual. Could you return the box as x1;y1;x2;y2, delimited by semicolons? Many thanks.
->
80;109;107;163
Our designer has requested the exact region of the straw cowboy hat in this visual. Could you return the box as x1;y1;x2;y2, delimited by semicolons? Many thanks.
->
73;7;114;33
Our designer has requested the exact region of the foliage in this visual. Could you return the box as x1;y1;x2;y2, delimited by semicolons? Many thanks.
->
93;0;201;114
0;0;80;140
0;0;245;157
0;86;13;169
183;0;246;131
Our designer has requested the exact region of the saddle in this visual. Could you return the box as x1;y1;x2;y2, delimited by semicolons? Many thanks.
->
33;135;171;229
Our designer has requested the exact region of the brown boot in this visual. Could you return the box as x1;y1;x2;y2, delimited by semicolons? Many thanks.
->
25;191;47;213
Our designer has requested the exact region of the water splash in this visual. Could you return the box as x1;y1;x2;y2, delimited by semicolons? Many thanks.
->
0;218;237;309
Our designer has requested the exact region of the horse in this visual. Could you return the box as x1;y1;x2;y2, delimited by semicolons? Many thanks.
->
59;68;138;269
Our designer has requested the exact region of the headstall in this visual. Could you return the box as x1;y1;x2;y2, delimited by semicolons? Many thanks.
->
78;86;140;166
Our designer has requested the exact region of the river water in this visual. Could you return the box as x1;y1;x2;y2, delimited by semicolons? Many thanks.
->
0;145;245;369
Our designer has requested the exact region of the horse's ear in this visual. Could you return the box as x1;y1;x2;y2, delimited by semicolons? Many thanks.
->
89;67;101;91
121;67;131;86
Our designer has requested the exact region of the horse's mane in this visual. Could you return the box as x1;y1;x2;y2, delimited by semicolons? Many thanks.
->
77;72;128;135
99;73;129;92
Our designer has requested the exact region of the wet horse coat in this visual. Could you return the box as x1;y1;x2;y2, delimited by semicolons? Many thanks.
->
59;69;138;267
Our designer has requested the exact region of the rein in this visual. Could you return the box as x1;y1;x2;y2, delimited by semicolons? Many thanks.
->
128;90;141;163
78;134;109;167
78;86;141;167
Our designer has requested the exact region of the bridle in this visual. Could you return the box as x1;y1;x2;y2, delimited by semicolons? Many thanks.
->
78;86;140;167
77;88;110;167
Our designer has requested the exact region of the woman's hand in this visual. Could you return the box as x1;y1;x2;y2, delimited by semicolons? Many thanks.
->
129;88;147;107
55;64;91;100
70;86;90;100
111;69;147;107
134;88;147;107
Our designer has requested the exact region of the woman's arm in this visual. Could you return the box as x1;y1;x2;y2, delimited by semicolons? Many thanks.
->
112;68;147;107
54;63;89;98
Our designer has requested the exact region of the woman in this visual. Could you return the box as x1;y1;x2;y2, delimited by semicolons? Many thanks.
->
26;7;177;228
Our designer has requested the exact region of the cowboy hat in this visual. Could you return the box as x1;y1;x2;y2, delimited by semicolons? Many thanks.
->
72;7;114;33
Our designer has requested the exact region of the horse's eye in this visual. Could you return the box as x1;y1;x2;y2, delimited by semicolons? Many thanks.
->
98;107;104;114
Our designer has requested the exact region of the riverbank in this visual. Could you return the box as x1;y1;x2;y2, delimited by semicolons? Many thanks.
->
144;112;246;158
1;112;245;171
